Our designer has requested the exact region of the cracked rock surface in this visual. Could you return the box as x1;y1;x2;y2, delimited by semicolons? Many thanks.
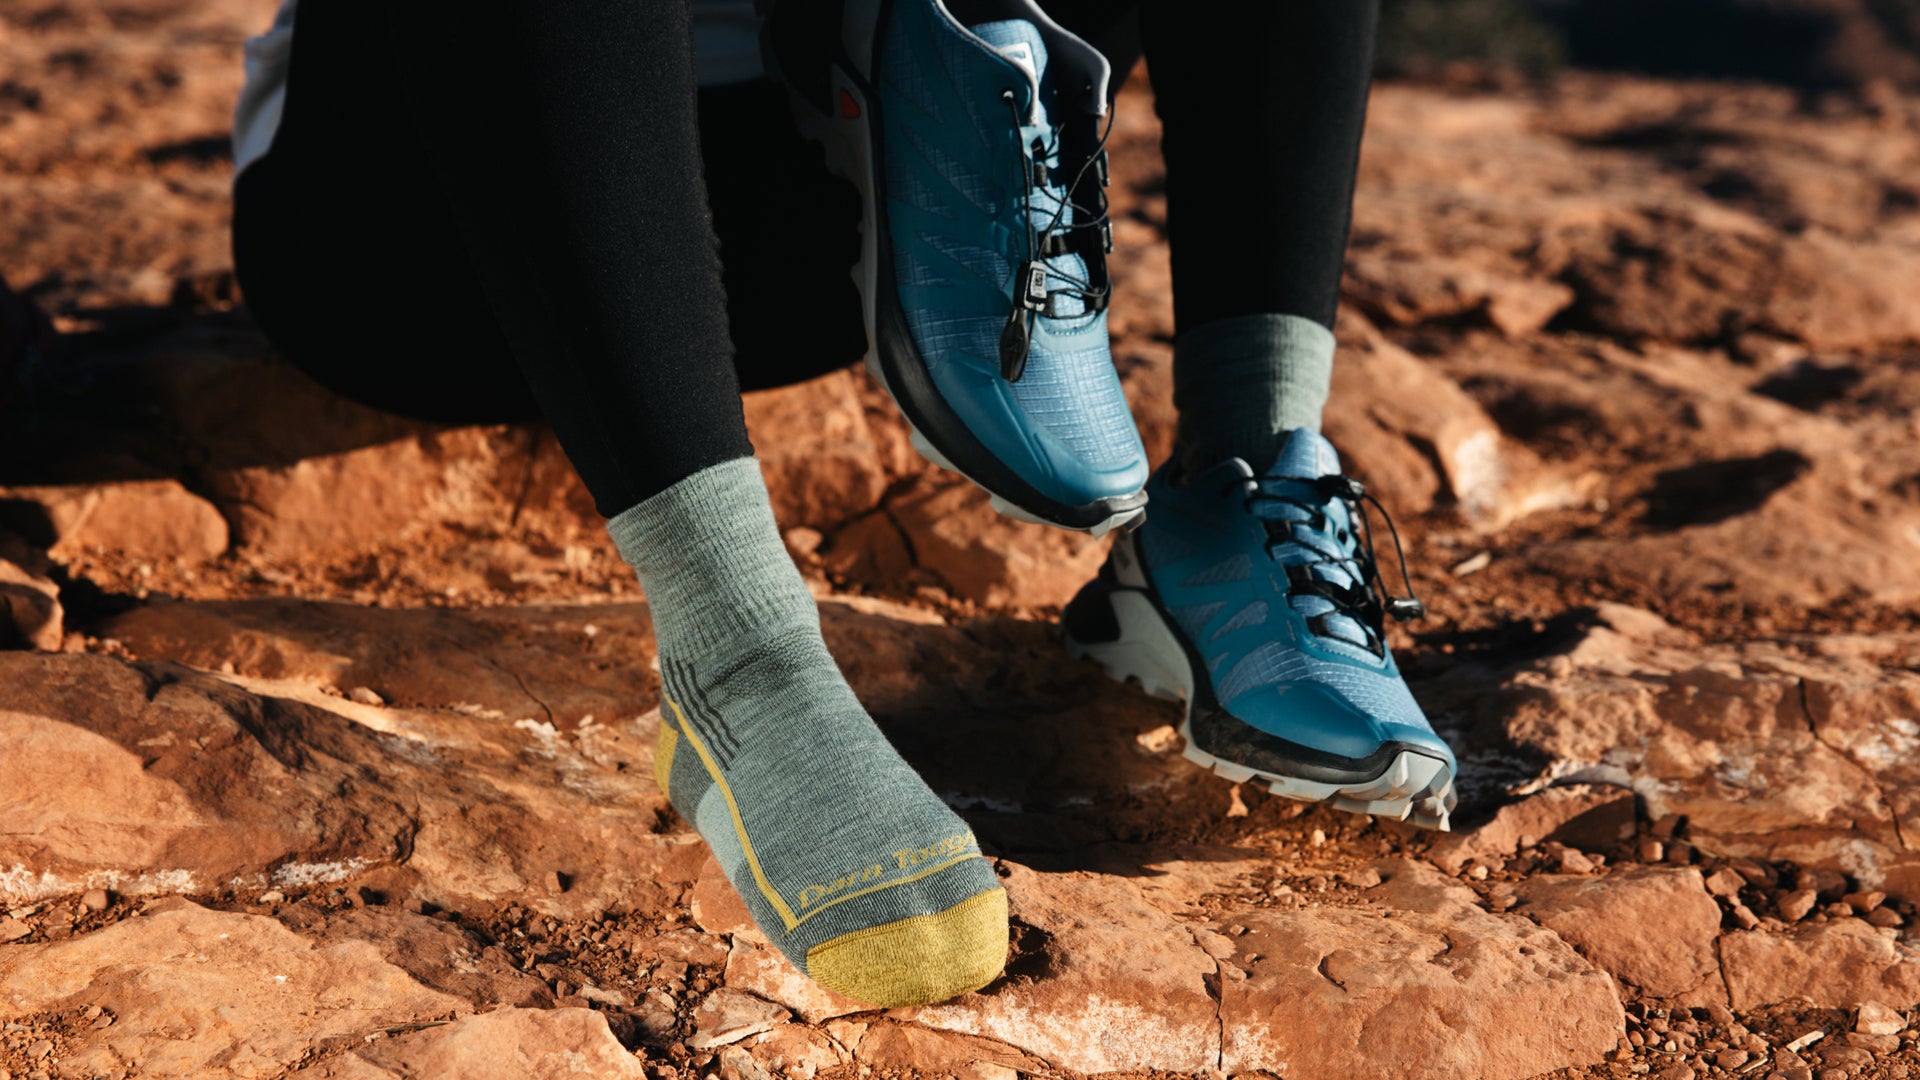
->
5;0;1920;1078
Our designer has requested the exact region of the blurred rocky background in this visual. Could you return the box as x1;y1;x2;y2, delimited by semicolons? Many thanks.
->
1382;0;1920;86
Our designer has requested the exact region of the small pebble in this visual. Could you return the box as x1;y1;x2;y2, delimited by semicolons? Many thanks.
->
1775;888;1818;922
1557;848;1596;874
1856;1002;1906;1036
1309;829;1326;847
1469;865;1489;880
1842;1031;1898;1054
1796;867;1848;897
27;1041;50;1059
258;890;285;905
347;686;384;705
1785;1030;1825;1053
1731;903;1761;930
1867;906;1904;928
1705;868;1745;898
1845;890;1887;914
1225;784;1250;818
1638;838;1665;863
79;888;110;913
1715;1049;1750;1070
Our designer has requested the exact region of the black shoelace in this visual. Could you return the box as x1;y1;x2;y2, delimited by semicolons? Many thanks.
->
994;87;1116;382
1233;472;1425;656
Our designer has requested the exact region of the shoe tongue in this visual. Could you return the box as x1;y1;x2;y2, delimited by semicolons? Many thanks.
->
1265;428;1343;480
972;19;1049;126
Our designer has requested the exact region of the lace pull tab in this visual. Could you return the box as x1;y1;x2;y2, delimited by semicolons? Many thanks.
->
999;306;1033;382
1386;597;1426;622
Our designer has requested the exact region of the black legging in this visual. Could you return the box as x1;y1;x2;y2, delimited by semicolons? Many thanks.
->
232;0;1378;517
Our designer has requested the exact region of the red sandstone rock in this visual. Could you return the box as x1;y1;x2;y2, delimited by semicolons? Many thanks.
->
4;478;228;566
848;1023;1042;1072
741;1023;849;1079
881;476;1111;609
101;597;658;728
1513;867;1727;1003
723;937;866;1024
1422;618;1920;898
1428;784;1638;875
0;547;62;651
1721;919;1920;1010
0;649;701;920
689;988;791;1050
0;903;470;1078
742;371;888;531
298;1008;650;1079
900;865;1221;1073
1219;861;1624;1079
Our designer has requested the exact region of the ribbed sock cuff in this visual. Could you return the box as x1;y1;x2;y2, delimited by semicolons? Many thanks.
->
1173;313;1336;472
606;457;817;655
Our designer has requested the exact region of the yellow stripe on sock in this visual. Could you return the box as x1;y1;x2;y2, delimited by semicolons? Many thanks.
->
666;698;800;931
652;721;678;799
789;851;987;932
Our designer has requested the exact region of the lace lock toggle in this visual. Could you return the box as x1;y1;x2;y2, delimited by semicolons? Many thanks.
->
1386;597;1426;621
1016;261;1049;311
1313;474;1366;501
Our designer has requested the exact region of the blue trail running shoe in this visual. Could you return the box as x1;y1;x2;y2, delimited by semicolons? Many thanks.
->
1062;429;1458;828
763;0;1150;536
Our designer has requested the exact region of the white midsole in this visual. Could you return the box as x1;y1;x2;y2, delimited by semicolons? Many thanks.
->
1065;540;1456;829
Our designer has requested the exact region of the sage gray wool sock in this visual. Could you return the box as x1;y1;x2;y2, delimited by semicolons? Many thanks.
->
1173;313;1336;473
607;458;1006;1007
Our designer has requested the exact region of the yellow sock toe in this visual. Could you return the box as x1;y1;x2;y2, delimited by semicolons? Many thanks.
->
805;887;1009;1008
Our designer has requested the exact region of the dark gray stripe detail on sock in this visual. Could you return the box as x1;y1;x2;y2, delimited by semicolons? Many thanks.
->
683;662;741;759
678;657;743;763
663;657;735;769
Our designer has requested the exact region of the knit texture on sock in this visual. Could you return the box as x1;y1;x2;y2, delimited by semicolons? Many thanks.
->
1173;313;1335;472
